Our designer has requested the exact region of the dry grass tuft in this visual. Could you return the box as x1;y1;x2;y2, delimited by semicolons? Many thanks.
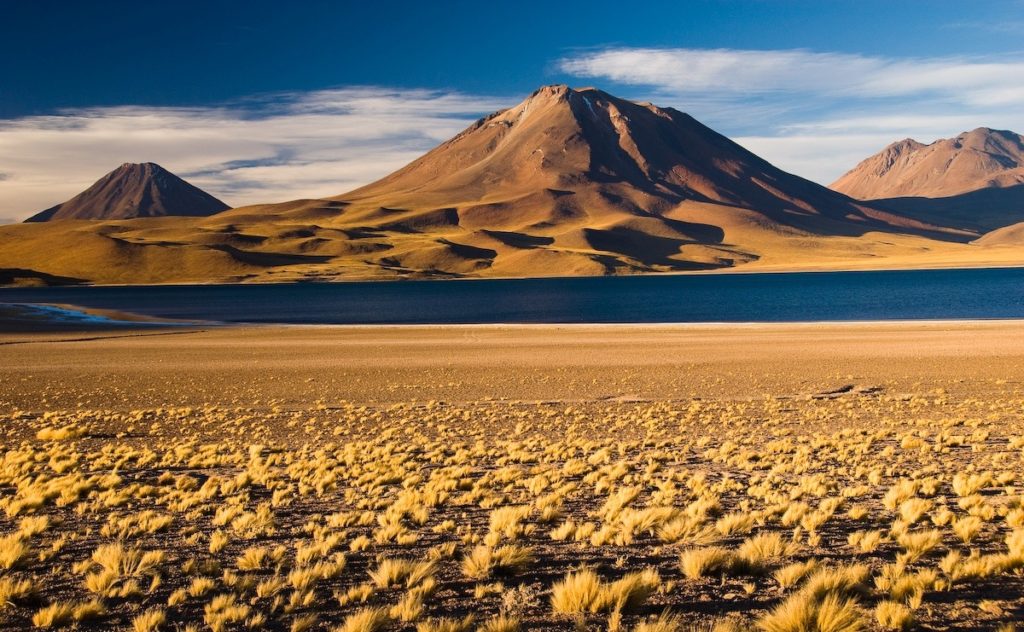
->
461;544;534;579
680;547;737;579
334;607;391;632
875;601;913;630
550;568;660;614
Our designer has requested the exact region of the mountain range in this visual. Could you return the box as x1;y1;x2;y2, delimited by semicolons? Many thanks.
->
1;85;1023;286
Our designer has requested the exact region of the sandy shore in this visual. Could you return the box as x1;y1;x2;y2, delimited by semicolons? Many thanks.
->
0;302;196;332
3;320;1023;411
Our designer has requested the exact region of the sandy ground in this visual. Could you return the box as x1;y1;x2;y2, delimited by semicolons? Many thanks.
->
2;321;1024;411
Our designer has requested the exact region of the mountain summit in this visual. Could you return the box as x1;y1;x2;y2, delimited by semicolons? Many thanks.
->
26;162;229;222
831;128;1024;200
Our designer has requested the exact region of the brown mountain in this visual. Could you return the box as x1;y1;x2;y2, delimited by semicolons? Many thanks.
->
334;84;940;237
831;128;1024;233
25;162;229;222
0;85;1008;287
831;128;1024;199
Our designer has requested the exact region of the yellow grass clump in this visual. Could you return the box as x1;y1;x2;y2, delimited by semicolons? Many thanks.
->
3;357;1024;630
551;568;661;614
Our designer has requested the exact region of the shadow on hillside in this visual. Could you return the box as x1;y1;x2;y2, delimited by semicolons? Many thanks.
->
874;184;1024;233
0;268;86;287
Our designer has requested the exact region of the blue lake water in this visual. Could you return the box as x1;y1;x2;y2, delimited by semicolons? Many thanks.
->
2;268;1024;324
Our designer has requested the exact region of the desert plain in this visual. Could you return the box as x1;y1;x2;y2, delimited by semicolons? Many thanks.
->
2;322;1024;631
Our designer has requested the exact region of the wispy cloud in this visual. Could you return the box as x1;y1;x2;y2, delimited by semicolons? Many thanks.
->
560;47;1024;183
560;48;1024;103
0;88;506;222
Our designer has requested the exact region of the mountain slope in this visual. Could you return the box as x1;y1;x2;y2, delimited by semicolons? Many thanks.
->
0;85;1007;287
864;185;1024;234
974;221;1024;247
25;162;229;222
831;128;1024;200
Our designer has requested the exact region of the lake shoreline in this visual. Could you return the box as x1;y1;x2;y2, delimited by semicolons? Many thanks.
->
3;266;1024;326
0;303;203;333
5;260;1024;290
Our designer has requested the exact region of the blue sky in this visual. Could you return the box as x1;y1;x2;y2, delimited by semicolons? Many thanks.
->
1;0;1023;221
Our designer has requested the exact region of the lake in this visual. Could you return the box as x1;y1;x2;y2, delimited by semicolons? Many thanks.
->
2;268;1024;324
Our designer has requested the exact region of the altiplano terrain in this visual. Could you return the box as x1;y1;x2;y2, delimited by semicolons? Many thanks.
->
2;323;1024;630
8;7;1024;632
7;87;1023;287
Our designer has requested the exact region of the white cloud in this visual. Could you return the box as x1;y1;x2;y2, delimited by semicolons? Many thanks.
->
560;48;1024;101
730;134;903;185
560;47;1024;184
562;48;883;95
0;88;506;222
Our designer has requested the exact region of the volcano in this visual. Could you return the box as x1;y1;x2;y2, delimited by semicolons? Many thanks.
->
25;162;229;222
334;85;938;236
